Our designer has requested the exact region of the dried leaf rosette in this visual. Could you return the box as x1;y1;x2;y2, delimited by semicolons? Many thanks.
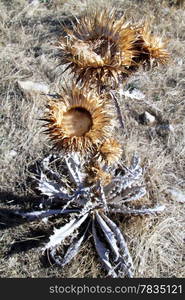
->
15;153;165;278
58;9;138;89
42;84;116;153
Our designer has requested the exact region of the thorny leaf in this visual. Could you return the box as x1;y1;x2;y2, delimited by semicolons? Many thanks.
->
38;172;71;200
50;221;90;267
43;213;89;250
101;214;134;277
109;205;165;215
64;152;86;186
15;209;80;221
92;218;118;278
95;211;120;261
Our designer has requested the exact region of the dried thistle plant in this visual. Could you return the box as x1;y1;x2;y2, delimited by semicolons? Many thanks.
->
16;153;165;278
57;9;169;89
42;84;116;154
9;6;169;279
57;9;138;89
135;22;170;67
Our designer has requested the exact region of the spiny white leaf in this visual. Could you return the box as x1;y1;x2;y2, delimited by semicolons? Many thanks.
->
105;155;143;199
15;209;80;221
43;213;88;250
55;221;90;267
64;153;85;186
130;154;140;171
121;187;146;203
119;187;146;204
42;155;53;170
97;181;108;211
109;186;146;204
95;212;120;261
38;172;70;199
110;205;165;215
102;214;134;277
49;231;86;267
61;232;86;266
42;155;64;182
92;219;117;278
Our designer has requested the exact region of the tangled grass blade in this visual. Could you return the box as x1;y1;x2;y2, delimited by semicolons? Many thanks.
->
95;211;120;261
92;219;117;278
110;91;124;129
43;213;89;250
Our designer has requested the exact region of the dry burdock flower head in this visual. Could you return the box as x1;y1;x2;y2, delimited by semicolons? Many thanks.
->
14;7;169;278
57;8;169;89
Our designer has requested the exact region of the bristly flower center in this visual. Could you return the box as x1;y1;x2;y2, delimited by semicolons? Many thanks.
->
63;107;93;137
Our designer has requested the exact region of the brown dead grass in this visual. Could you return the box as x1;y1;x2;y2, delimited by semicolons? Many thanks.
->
0;0;184;278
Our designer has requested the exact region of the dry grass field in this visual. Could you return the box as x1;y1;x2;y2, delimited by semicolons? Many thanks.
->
0;0;185;278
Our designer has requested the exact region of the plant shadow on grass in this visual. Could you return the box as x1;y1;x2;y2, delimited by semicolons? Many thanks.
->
0;188;66;268
6;227;51;259
0;190;43;224
0;193;54;267
12;13;77;41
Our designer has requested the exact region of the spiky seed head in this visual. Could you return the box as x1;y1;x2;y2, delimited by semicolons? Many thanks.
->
58;9;138;88
98;138;123;165
136;23;170;66
42;85;116;153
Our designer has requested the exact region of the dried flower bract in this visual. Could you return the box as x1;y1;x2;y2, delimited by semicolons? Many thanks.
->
98;138;123;166
42;85;115;153
58;10;169;89
136;22;170;66
58;9;138;88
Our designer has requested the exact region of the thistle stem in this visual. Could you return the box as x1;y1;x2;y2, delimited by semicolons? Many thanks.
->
110;91;124;129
